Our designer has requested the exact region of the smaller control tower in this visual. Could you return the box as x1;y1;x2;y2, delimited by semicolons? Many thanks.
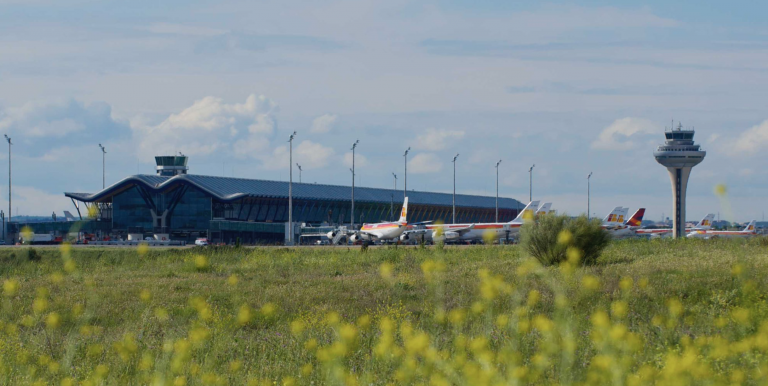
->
653;123;706;238
155;155;189;177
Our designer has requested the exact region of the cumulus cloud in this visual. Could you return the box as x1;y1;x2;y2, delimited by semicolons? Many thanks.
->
414;128;465;151
0;98;128;156
134;94;278;159
261;140;335;171
343;152;368;168
408;153;443;174
310;114;338;133
591;118;657;150
729;119;768;156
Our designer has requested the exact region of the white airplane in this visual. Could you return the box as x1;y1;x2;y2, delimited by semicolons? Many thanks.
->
604;208;646;238
601;207;629;231
327;197;410;244
536;202;553;216
687;220;757;239
401;201;540;244
636;213;715;238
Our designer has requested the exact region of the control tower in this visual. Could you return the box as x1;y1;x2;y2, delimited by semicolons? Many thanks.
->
653;123;706;238
155;155;189;177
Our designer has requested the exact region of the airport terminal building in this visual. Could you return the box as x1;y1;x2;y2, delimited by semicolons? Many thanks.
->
27;156;524;244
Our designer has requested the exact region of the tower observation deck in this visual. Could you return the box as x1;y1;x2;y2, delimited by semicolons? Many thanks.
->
653;123;706;238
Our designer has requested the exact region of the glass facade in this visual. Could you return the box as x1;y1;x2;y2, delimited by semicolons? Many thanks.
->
170;188;211;230
112;187;154;231
112;186;211;231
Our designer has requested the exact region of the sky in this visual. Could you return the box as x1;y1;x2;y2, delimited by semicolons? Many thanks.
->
1;0;767;222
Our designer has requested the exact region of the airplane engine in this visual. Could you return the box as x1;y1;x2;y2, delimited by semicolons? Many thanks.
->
444;231;461;240
326;231;337;240
433;231;460;241
350;234;359;243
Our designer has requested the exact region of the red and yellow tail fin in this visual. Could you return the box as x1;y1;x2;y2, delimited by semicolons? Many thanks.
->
626;208;645;227
398;197;409;224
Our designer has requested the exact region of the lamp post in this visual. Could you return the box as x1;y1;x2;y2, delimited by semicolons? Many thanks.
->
351;140;359;229
528;164;535;202
296;163;302;183
452;153;459;224
403;147;410;200
98;144;106;189
4;135;10;228
495;160;502;222
392;173;397;221
587;172;593;219
288;131;297;245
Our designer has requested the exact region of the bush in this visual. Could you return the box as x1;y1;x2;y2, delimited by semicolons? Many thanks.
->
520;214;610;266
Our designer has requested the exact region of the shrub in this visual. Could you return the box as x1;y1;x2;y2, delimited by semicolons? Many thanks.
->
26;248;41;262
520;214;610;266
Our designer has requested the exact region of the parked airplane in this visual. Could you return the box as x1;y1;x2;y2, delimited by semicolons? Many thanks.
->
601;207;629;230
636;213;715;238
604;208;646;238
536;202;553;216
326;197;410;244
400;201;541;244
687;220;757;239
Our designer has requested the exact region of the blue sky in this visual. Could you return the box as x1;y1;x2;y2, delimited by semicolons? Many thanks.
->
1;0;767;222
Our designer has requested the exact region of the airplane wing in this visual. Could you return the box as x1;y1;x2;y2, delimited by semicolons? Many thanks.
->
410;221;434;226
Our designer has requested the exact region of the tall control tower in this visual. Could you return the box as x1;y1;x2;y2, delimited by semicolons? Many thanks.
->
653;123;706;238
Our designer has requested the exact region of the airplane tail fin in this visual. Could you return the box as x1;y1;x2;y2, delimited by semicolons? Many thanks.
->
603;206;624;224
535;203;552;217
398;197;409;224
744;220;756;232
697;214;715;229
625;208;645;227
511;201;540;223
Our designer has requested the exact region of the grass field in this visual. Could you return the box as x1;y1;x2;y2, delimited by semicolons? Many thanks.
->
1;239;768;385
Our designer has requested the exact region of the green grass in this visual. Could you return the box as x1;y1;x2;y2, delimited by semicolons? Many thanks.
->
2;239;768;385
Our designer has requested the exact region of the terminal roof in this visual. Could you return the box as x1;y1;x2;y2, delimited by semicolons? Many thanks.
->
65;174;524;210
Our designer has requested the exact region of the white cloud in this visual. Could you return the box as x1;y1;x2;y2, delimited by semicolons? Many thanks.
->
591;118;657;150
0;98;128;156
4;186;72;217
261;140;335;170
729;119;768;156
408;153;443;174
343;152;368;168
414;128;465;151
134;94;278;159
310;114;338;133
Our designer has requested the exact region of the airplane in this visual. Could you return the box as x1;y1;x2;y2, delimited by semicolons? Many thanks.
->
601;207;629;231
536;202;553;216
635;213;715;238
687;220;757;239
604;208;646;238
400;201;541;244
326;197;410;244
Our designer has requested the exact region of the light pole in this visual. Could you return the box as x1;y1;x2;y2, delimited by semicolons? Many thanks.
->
587;172;593;219
495;160;502;222
4;135;10;228
351;140;359;229
288;131;297;245
528;164;535;202
452;153;459;224
403;147;410;200
98;144;107;189
296;163;302;183
391;173;397;220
